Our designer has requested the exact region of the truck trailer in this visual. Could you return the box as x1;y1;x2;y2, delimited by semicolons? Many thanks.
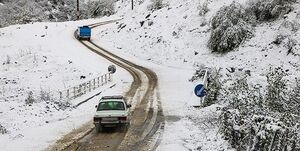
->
76;26;91;40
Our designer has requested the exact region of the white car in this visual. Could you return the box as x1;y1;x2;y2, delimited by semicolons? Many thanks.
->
93;96;131;132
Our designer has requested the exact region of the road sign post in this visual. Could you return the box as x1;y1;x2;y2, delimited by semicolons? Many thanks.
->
193;70;208;107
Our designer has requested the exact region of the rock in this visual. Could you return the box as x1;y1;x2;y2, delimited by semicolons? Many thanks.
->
140;21;145;27
148;20;154;26
245;70;251;76
145;14;151;19
80;75;86;79
226;67;235;73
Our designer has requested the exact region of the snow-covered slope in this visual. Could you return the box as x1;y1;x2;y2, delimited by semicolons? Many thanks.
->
0;17;133;151
0;0;299;150
97;0;300;78
92;0;300;150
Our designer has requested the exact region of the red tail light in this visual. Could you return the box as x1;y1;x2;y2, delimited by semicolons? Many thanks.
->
119;117;127;121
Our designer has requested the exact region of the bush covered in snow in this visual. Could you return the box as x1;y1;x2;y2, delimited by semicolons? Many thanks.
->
0;0;116;27
190;67;222;107
208;0;297;53
198;0;209;16
280;20;300;32
265;67;289;113
220;67;300;151
208;2;254;53
271;20;299;55
247;0;295;21
148;0;165;11
25;89;72;110
25;91;35;105
40;89;53;102
0;124;8;134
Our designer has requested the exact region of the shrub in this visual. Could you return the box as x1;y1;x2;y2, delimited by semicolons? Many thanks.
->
40;89;52;102
148;0;164;11
0;0;116;27
220;68;300;151
247;0;295;21
25;91;35;104
265;67;289;113
190;67;222;107
285;37;297;55
53;100;72;111
208;2;254;53
273;34;287;45
288;79;300;115
202;68;222;107
280;20;300;32
198;1;209;16
0;124;8;134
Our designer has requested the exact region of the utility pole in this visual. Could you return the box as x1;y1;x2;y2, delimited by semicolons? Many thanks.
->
76;0;80;20
131;0;134;10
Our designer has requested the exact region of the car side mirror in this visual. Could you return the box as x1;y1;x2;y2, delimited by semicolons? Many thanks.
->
95;105;98;108
127;104;131;108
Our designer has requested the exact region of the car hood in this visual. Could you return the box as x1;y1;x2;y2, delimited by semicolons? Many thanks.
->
94;110;128;117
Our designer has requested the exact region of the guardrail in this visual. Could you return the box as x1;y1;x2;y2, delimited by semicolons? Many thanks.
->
58;73;112;100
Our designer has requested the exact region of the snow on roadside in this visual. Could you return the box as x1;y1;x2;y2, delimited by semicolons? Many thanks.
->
0;17;133;151
92;0;300;150
96;0;300;80
0;0;299;150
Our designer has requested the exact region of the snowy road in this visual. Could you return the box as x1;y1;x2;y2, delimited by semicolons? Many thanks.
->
49;21;165;151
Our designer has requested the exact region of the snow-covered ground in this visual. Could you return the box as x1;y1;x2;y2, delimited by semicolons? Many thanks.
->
94;0;300;150
0;17;133;150
1;0;300;150
97;0;300;81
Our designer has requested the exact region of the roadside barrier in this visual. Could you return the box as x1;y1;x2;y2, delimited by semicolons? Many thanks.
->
59;73;112;100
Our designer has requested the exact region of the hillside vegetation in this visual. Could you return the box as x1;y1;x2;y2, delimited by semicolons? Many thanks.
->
0;0;115;27
95;0;300;150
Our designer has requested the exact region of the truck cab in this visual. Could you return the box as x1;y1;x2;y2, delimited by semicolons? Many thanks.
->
77;26;91;40
93;96;131;132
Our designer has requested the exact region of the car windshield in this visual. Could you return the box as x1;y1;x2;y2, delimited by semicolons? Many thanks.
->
97;101;125;111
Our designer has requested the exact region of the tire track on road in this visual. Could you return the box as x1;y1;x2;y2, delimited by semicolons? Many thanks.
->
48;20;165;151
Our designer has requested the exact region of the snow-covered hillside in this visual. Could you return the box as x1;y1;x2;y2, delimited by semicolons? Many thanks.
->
0;0;299;150
0;17;133;150
98;0;300;79
94;0;300;150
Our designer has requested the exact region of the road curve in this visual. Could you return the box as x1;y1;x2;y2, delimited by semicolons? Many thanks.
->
48;20;165;151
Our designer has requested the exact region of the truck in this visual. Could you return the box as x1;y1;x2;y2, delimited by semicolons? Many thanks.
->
76;26;91;40
93;95;131;132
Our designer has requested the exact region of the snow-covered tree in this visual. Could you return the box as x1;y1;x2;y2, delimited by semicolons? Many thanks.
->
0;124;7;134
247;0;295;21
0;0;116;27
148;0;164;11
288;79;300;116
220;68;300;151
265;67;288;113
198;0;209;16
208;2;254;53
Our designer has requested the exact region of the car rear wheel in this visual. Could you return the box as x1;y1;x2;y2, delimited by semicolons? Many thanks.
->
96;124;103;133
118;124;129;132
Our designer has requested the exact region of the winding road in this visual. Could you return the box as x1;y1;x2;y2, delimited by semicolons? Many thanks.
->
49;20;165;151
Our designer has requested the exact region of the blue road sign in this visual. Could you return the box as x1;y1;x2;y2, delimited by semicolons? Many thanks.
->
194;84;206;97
